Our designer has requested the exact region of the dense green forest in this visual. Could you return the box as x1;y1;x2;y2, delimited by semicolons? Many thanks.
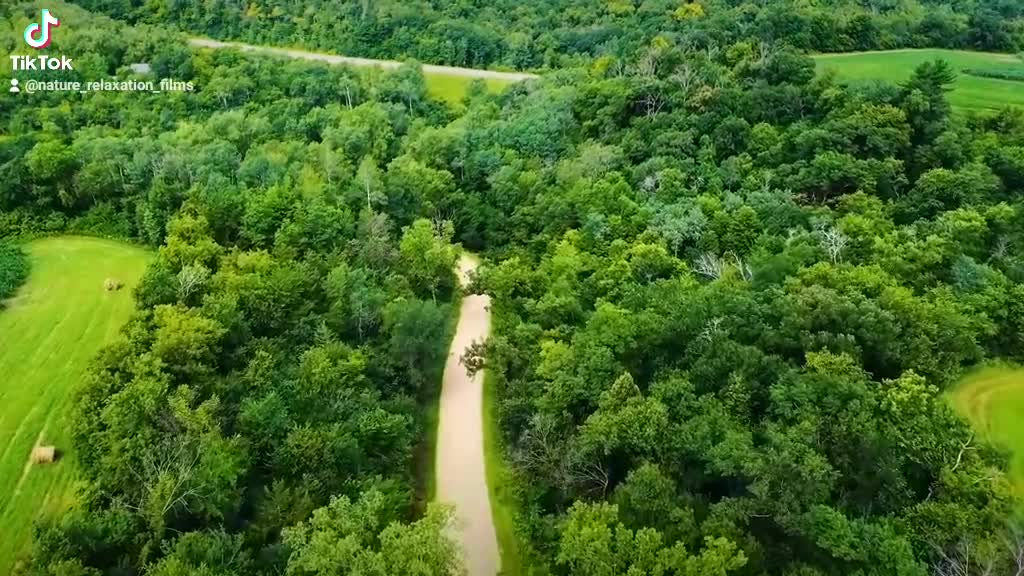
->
75;0;1024;68
2;0;1024;574
3;4;465;575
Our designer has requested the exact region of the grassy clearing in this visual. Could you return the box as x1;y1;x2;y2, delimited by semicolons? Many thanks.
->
950;363;1024;492
0;236;150;573
425;74;512;104
814;49;1024;111
483;370;524;576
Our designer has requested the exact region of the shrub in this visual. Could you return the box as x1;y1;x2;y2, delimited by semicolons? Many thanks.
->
0;241;29;303
962;66;1024;82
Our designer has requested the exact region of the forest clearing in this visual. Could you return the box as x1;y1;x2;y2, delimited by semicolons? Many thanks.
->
0;237;149;573
814;49;1024;111
951;364;1024;493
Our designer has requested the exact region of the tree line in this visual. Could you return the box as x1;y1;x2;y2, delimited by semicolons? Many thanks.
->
0;241;28;305
70;0;1024;70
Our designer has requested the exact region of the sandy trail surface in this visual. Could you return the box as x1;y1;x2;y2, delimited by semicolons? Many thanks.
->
188;38;538;82
436;254;499;576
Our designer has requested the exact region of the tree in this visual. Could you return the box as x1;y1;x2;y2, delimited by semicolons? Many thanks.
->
899;165;1001;222
818;225;849;264
384;156;455;228
0;241;29;304
354;156;387;212
283;491;463;576
160;213;224;272
399;219;458;302
902;59;957;148
384;298;449;390
150;305;226;381
147;530;250;576
26;140;78;208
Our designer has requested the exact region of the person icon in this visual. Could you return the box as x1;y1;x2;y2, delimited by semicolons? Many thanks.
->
9;79;19;94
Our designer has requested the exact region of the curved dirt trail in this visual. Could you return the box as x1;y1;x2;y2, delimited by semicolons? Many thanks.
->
436;254;499;576
188;38;538;82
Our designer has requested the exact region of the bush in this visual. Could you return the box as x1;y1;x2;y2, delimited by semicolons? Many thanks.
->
69;203;134;238
0;241;29;303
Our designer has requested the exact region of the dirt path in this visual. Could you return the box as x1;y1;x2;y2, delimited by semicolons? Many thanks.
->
188;38;539;82
436;254;499;576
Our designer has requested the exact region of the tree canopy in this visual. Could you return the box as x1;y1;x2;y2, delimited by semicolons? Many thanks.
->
2;1;1024;575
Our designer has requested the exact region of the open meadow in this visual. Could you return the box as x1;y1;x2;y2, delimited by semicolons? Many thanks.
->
950;364;1024;493
814;49;1024;111
0;237;149;573
425;75;513;104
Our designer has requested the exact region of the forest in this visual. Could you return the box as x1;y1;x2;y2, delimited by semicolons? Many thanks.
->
0;241;28;303
75;0;1024;69
1;0;1024;575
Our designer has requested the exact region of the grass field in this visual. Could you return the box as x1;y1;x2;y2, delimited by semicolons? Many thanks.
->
814;49;1024;111
425;75;512;105
950;363;1024;492
0;236;150;573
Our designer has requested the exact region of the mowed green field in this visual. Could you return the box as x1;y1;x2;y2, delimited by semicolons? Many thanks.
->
0;237;150;573
814;49;1024;111
425;74;513;104
950;364;1024;492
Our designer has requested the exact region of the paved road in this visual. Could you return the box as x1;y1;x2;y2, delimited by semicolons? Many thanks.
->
188;38;538;82
436;254;499;576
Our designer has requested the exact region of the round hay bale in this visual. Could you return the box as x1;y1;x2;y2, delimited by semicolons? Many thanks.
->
104;278;123;292
31;446;56;464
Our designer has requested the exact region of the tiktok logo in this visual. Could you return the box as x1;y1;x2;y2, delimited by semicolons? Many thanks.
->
24;9;60;50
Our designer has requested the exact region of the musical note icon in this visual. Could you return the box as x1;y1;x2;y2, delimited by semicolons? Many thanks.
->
24;9;60;50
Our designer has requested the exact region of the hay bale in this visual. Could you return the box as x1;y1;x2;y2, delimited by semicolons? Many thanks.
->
31;446;56;464
104;278;123;292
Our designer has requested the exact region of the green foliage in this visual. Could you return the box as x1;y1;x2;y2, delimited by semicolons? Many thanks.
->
75;0;1024;70
556;501;746;576
399;219;459;302
4;2;1024;576
3;10;466;570
465;44;1024;573
384;298;451;390
282;492;463;576
0;241;28;303
962;66;1024;82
